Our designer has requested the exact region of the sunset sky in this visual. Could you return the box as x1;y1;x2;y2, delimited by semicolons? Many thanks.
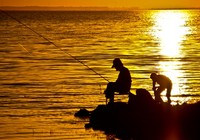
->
1;0;200;9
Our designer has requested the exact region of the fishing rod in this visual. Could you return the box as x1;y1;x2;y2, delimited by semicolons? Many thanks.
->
1;9;109;83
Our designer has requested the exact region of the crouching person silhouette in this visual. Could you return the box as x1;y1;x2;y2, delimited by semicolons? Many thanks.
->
150;73;172;104
104;58;132;104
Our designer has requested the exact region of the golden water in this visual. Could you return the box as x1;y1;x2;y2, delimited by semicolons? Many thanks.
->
0;10;200;139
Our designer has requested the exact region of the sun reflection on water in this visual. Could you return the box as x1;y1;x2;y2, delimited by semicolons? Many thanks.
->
152;11;191;104
153;11;190;57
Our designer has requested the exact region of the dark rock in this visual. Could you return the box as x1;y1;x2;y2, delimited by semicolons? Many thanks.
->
74;108;90;118
76;89;200;140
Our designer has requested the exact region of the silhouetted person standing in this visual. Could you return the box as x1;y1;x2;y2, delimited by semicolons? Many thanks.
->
150;73;172;103
104;58;131;104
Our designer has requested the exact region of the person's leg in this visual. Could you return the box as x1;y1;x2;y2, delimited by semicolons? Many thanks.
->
104;82;116;104
166;85;172;104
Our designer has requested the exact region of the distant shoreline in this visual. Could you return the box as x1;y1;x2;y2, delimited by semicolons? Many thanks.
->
0;6;200;11
0;6;138;11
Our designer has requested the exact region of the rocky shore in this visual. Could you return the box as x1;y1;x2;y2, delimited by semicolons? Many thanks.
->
75;89;200;140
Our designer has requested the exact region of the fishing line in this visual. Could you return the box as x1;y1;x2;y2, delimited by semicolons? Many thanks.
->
1;9;109;83
18;43;32;55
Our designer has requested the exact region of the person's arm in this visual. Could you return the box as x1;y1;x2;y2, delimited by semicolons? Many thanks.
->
115;73;121;84
152;80;156;91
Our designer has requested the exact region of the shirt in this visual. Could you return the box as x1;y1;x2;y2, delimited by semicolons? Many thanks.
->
116;66;132;92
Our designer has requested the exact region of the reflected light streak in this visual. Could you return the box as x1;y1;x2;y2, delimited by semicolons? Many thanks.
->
153;11;189;57
152;11;190;103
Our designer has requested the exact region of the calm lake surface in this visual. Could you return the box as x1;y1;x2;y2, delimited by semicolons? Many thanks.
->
0;10;200;139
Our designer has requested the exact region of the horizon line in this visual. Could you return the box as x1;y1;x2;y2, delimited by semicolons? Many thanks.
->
0;6;200;11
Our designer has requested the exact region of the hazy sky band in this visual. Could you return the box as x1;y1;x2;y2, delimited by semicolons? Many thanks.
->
1;0;200;9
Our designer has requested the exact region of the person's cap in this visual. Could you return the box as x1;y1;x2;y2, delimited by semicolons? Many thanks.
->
112;58;122;68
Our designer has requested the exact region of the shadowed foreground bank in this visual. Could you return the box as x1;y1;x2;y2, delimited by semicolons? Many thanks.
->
75;89;200;140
